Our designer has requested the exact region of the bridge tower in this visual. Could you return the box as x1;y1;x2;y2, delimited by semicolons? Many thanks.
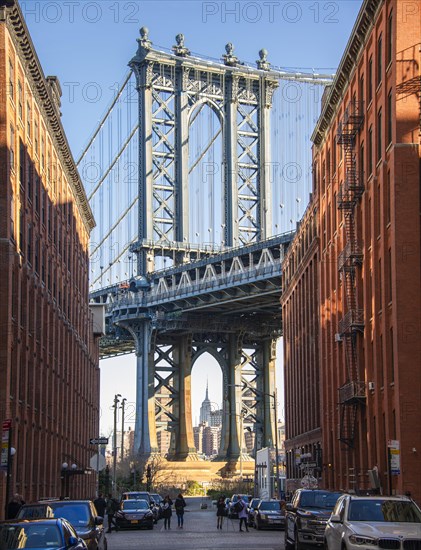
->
121;29;280;461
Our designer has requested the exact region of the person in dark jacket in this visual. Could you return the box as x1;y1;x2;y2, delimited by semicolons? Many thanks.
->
216;496;226;530
94;493;107;518
174;493;187;528
162;495;173;530
105;494;119;532
7;494;25;519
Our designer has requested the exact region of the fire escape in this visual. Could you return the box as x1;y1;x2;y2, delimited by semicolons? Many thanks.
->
336;100;365;447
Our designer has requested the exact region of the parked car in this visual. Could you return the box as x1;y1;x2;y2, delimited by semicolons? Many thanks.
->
17;500;106;550
0;518;87;549
247;498;261;527
285;488;342;548
324;494;421;550
254;500;285;530
120;492;152;505
115;499;154;530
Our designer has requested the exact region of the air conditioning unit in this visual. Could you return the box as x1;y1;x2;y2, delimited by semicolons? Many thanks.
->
334;333;342;343
368;382;375;391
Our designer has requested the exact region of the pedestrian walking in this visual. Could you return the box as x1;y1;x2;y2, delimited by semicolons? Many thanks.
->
238;497;249;532
7;494;25;519
106;494;119;532
162;495;173;530
216;496;226;530
93;493;107;518
174;493;187;529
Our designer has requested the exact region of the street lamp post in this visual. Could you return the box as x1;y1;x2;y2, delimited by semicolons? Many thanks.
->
120;398;127;463
113;394;121;494
228;384;280;498
5;445;16;518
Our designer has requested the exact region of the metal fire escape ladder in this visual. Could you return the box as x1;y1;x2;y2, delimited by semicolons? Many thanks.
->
336;100;365;448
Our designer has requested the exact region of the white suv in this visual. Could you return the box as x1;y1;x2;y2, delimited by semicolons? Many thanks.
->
324;494;421;549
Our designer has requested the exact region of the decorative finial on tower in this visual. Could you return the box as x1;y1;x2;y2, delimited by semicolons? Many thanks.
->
205;379;209;401
172;33;190;57
257;48;270;71
223;42;239;67
138;26;152;51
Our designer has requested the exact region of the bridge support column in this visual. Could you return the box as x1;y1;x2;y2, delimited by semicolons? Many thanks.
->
259;338;277;448
134;322;158;456
170;334;198;461
221;334;244;463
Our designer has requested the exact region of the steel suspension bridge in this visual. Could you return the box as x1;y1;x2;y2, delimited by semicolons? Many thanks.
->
83;28;332;465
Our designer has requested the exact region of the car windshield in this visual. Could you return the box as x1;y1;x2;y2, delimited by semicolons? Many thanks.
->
17;506;54;519
150;495;161;503
123;493;148;500
300;492;342;509
0;524;62;549
123;500;149;511
250;499;260;508
49;503;90;526
348;500;421;523
260;501;281;511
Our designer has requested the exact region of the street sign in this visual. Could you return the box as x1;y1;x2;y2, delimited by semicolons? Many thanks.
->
89;437;109;445
299;462;317;469
90;453;106;472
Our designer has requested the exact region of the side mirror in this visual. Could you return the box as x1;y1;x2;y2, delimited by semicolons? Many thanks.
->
330;513;342;523
94;516;103;525
68;536;78;547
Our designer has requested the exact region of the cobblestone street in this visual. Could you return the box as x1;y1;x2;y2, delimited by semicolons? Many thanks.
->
106;497;284;550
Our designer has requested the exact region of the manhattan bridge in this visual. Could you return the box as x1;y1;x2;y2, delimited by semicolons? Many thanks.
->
84;28;333;465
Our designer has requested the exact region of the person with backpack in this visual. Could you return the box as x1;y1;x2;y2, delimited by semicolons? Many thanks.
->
162;495;173;530
106;494;119;532
237;496;249;532
174;493;187;529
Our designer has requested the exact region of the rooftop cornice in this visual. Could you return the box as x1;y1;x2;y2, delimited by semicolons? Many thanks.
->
311;0;382;146
3;0;95;233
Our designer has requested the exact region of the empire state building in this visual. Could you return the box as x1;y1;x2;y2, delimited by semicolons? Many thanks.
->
199;381;212;424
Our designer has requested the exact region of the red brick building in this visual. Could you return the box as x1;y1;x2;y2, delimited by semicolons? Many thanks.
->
281;200;321;491
0;0;100;513
282;0;421;500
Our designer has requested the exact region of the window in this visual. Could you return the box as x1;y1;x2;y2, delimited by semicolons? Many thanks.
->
388;248;392;303
368;56;373;103
35;174;40;214
19;139;25;189
377;108;382;162
19;209;24;253
41;136;45;168
377;35;382;86
332;137;337;174
390;327;394;382
35;237;39;274
378;258;382;311
386;170;391;223
387;10;393;65
10;196;15;238
27;224;32;265
360;141;364;184
359;74;364;109
27;102;31;138
10;125;15;169
18;80;23;119
9;59;14;100
28;161;33;201
387;89;392;146
34;120;39;155
368;125;373;175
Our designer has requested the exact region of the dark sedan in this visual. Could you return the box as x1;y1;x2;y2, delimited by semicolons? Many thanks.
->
0;518;87;549
254;500;285;530
115;500;154;530
17;500;106;550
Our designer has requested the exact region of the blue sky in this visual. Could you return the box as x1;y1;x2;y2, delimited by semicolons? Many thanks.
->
22;0;363;434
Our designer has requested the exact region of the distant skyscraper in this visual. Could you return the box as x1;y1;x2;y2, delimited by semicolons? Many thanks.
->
199;381;212;425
